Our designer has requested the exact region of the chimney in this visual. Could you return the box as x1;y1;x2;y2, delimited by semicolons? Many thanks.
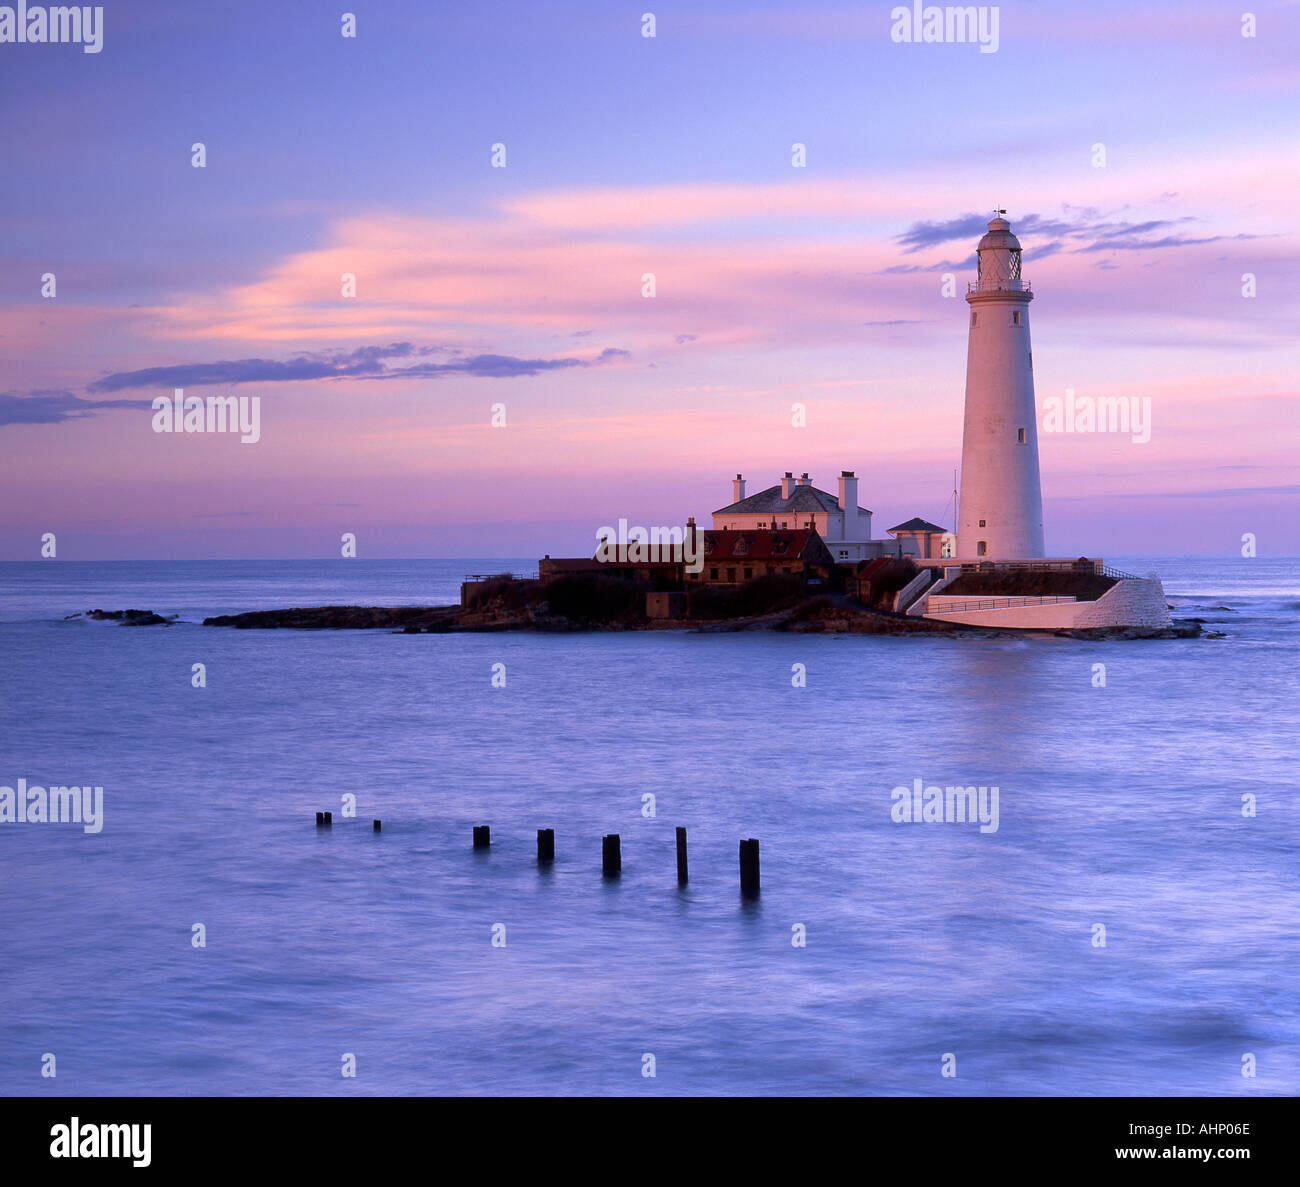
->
733;473;745;503
838;470;859;516
781;471;794;499
798;472;810;486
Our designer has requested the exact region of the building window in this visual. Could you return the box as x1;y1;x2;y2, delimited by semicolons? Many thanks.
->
1017;427;1026;443
977;541;988;556
743;567;753;580
710;568;718;580
978;519;986;527
839;550;848;558
727;568;736;582
1012;311;1021;325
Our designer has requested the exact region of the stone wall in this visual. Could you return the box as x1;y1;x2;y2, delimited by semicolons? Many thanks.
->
923;576;1171;629
1071;577;1171;629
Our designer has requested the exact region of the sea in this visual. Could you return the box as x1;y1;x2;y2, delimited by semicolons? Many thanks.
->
0;556;1296;1096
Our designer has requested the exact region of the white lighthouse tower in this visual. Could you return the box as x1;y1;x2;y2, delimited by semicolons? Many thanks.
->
957;213;1045;559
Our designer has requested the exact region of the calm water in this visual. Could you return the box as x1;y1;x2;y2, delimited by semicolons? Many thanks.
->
1;557;1296;1096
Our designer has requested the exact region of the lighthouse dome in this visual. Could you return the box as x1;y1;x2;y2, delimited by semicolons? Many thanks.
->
973;214;1025;289
977;216;1021;252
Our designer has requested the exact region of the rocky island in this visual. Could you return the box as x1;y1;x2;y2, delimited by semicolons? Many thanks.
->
189;570;1198;639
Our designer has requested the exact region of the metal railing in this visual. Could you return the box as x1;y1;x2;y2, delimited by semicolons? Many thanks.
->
967;280;1031;294
929;595;1077;613
462;572;538;583
957;559;1098;574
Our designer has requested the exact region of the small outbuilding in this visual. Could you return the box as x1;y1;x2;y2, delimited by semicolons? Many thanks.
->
886;517;951;559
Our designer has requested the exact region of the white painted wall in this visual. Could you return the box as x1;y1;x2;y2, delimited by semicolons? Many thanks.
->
957;218;1045;559
924;577;1172;630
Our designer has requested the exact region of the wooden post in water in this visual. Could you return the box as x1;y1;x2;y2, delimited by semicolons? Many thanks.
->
473;825;490;849
602;834;621;876
323;811;333;827
373;819;381;832
537;828;555;863
676;826;688;885
315;812;324;827
739;838;760;896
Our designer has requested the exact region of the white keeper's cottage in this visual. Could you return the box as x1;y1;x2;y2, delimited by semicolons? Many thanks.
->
712;471;883;563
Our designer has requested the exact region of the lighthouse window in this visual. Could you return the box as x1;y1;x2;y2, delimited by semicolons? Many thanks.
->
978;519;986;527
977;541;988;556
971;312;977;326
1018;427;1026;444
1012;311;1021;325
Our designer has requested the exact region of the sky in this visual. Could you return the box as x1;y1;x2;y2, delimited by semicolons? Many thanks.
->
1;0;1297;559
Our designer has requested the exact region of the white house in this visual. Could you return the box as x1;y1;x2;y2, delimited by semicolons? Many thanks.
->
712;471;888;563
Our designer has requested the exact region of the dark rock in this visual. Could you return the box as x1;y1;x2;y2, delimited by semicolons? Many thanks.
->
78;608;173;626
204;604;461;631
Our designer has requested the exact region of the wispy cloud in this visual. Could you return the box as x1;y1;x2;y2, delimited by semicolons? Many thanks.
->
88;345;630;393
0;390;152;426
897;210;1263;257
896;214;993;252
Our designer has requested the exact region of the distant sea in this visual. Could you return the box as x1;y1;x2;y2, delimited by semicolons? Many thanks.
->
1;556;1296;1096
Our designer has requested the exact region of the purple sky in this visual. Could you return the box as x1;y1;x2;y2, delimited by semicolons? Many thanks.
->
1;0;1297;558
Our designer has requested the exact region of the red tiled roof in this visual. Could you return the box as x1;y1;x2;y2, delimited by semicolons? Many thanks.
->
540;557;605;572
703;529;818;562
541;556;681;573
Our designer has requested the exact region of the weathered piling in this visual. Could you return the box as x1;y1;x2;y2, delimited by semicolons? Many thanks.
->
538;828;555;863
739;838;760;896
602;834;621;876
315;811;324;827
373;819;381;832
676;826;688;884
323;811;333;826
473;825;491;849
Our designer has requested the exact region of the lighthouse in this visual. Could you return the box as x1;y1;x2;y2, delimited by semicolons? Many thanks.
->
957;213;1045;559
